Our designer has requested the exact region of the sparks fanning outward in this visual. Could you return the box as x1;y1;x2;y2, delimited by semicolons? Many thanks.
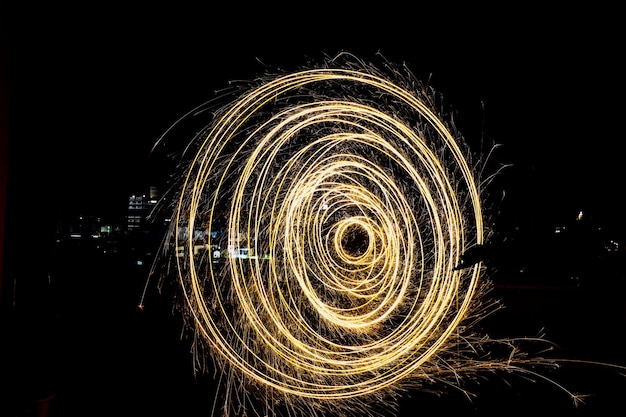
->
145;54;621;417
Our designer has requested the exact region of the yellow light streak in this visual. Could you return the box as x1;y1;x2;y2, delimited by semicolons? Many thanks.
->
147;54;624;417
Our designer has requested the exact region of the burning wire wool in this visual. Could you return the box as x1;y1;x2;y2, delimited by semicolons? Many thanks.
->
148;54;593;417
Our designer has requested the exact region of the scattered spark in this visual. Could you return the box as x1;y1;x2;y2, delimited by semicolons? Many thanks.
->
145;53;626;417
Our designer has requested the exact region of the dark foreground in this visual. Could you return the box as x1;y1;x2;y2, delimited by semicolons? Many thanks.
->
2;244;625;417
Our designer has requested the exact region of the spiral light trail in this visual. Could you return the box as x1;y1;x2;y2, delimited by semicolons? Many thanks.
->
152;55;556;417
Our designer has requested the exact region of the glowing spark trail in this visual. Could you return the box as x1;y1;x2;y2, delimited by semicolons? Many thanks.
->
148;54;590;417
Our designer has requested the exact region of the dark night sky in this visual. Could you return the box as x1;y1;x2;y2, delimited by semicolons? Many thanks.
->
4;4;625;240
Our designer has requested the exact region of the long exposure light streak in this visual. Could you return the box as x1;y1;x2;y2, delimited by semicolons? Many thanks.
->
147;54;607;417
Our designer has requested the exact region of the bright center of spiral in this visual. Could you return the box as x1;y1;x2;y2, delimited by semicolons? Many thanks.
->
333;217;373;261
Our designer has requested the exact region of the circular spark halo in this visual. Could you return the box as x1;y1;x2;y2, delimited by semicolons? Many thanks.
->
170;64;484;404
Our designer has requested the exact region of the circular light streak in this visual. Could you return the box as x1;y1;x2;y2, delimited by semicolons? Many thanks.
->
156;55;498;417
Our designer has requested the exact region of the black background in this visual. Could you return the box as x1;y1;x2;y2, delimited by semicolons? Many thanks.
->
5;4;626;231
2;3;625;417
